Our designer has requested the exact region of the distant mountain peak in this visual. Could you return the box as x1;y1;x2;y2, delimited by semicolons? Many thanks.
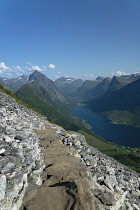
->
0;74;29;92
108;76;121;90
96;76;104;81
28;70;51;84
55;77;76;83
55;77;84;95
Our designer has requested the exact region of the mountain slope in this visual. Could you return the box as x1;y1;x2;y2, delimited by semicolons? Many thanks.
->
70;79;102;101
15;71;87;131
108;74;140;91
87;78;140;126
85;77;112;101
15;84;80;130
70;73;140;103
0;74;28;92
1;86;140;209
28;70;67;105
54;77;84;95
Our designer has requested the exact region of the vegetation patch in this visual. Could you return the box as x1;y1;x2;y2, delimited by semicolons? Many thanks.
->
79;130;140;173
100;110;140;127
1;84;139;173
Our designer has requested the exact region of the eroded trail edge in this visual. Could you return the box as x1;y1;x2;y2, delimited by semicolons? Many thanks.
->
22;125;140;210
0;89;139;210
22;126;98;210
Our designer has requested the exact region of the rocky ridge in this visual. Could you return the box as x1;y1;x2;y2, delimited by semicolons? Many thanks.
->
0;89;140;209
0;90;48;209
60;131;140;209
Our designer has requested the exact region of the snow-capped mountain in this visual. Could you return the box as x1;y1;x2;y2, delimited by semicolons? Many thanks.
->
0;74;29;92
54;77;84;95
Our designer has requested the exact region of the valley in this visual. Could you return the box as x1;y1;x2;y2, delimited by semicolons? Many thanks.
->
0;71;140;173
72;106;140;148
72;105;140;173
1;2;140;209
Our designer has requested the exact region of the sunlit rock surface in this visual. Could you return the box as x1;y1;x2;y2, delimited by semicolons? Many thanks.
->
0;89;140;210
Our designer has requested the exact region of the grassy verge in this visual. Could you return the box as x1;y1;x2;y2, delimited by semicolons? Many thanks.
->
100;110;140;127
0;85;89;132
79;130;140;173
1;84;139;173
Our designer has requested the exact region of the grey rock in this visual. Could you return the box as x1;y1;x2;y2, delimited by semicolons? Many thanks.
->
0;175;6;201
104;175;118;191
1;162;15;173
96;191;116;205
14;134;26;140
0;148;5;154
132;204;140;210
4;136;14;143
0;126;6;134
0;88;140;210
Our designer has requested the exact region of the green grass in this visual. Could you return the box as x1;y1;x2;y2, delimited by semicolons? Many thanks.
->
79;130;140;173
0;84;44;115
15;84;91;131
99;110;140;127
79;130;115;151
0;84;89;132
1;84;139;173
77;103;86;106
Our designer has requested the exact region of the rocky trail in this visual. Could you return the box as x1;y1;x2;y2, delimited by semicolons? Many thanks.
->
22;126;97;210
0;89;140;210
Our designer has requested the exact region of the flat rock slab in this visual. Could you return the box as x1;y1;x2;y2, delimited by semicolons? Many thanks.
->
22;126;97;210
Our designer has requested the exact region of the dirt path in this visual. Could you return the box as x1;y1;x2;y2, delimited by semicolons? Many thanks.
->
22;126;97;210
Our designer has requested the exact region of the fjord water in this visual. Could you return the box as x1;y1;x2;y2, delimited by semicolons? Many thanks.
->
72;106;140;147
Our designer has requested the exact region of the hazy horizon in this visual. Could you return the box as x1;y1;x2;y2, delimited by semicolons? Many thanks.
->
1;0;140;80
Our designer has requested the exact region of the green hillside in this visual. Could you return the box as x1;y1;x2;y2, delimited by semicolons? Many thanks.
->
1;84;140;173
70;80;101;101
87;78;140;127
15;84;88;131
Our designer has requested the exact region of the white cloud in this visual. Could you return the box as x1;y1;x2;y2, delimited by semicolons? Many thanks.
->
15;66;22;70
42;66;47;70
55;75;59;78
16;72;23;76
27;61;32;66
7;73;12;76
90;74;95;78
48;64;55;69
57;72;60;74
116;71;130;76
25;66;32;71
112;71;130;76
0;62;9;70
0;69;3;74
12;65;25;74
32;66;43;71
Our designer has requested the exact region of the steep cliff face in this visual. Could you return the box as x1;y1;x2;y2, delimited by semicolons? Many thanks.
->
0;89;140;210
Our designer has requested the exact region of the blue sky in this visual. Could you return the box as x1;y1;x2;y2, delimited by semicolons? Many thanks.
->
0;0;140;80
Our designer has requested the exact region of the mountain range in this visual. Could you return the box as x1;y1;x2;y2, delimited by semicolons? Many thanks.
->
0;74;29;92
54;77;84;95
12;71;86;131
70;73;140;102
87;77;140;126
1;70;140;172
1;71;140;127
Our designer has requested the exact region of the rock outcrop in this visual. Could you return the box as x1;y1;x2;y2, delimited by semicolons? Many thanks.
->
0;90;47;209
0;89;140;210
60;131;140;209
